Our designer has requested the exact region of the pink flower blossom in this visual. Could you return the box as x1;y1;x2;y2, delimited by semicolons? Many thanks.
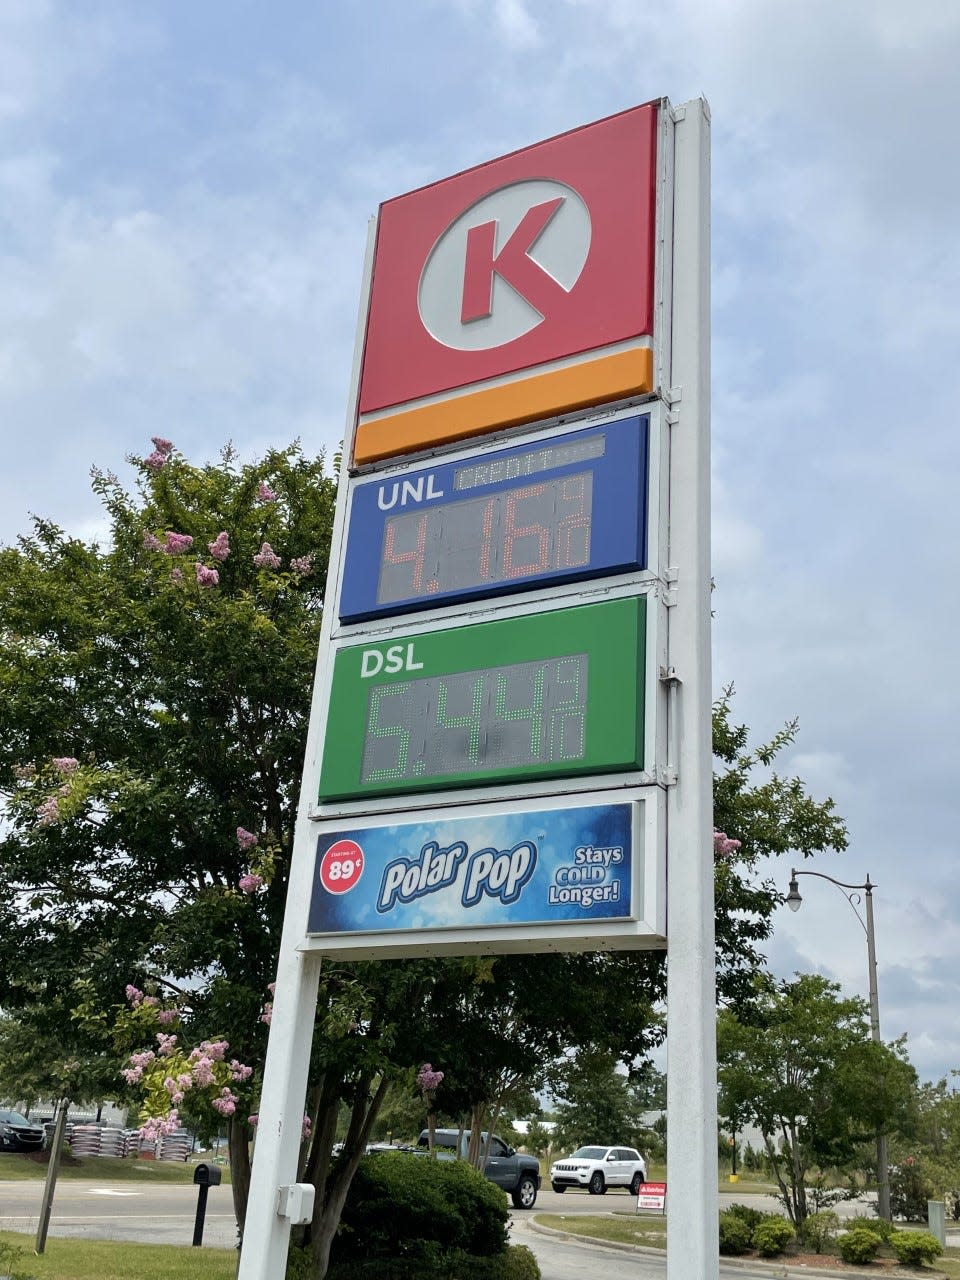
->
248;1113;259;1127
139;1111;181;1142
143;995;159;1007
129;1051;156;1069
260;1003;273;1026
200;1039;228;1062
417;1064;444;1092
121;1067;143;1085
157;1008;178;1026
170;567;183;583
177;1073;193;1090
302;1113;312;1140
230;1059;253;1082
236;827;258;850
125;985;144;1005
191;1056;215;1087
713;831;741;858
156;1033;178;1056
145;451;168;471
195;562;219;587
267;982;276;995
253;541;281;569
256;482;277;503
208;531;230;561
289;555;313;576
142;531;163;551
13;763;36;780
52;757;79;774
239;873;264;894
151;437;173;455
36;796;60;826
163;531;193;555
212;1095;236;1117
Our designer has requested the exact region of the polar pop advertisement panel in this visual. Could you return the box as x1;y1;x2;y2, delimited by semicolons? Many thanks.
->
339;414;649;623
318;595;646;801
304;791;666;957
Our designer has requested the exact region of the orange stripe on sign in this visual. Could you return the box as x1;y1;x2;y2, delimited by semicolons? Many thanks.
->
352;346;654;466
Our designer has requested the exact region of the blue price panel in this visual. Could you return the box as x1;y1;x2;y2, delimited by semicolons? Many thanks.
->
338;414;649;623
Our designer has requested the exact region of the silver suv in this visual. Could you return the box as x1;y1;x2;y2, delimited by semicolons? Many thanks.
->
550;1144;647;1195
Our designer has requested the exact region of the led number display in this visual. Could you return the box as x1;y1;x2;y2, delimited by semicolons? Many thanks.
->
338;416;648;623
318;596;646;801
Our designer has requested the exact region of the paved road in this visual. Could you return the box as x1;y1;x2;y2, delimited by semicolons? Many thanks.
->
2;1179;956;1276
0;1180;780;1278
0;1178;238;1248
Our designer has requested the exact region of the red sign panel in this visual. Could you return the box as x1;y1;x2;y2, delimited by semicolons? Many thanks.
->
357;103;659;421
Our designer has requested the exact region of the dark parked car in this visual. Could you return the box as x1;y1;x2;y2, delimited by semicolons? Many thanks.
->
418;1128;540;1209
0;1110;45;1153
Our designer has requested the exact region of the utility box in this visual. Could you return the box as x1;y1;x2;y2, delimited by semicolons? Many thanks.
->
193;1162;223;1187
928;1200;946;1246
277;1183;315;1226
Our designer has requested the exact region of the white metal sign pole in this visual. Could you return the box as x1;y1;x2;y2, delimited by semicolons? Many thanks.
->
237;219;379;1280
665;98;718;1280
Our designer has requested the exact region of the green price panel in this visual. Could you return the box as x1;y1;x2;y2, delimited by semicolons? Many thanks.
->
318;596;646;801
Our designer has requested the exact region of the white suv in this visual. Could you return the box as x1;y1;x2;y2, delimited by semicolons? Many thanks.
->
550;1144;647;1195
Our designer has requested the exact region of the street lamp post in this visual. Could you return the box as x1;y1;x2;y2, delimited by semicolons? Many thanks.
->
785;868;891;1222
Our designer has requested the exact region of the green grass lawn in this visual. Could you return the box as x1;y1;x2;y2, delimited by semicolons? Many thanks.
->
0;1232;235;1280
0;1153;230;1184
537;1211;667;1249
535;1212;960;1275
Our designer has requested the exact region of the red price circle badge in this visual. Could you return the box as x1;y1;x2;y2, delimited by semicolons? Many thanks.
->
319;839;365;895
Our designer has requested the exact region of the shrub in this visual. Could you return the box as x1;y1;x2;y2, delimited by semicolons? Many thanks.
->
725;1202;765;1231
846;1212;895;1241
889;1230;943;1267
0;1241;35;1280
456;1245;542;1280
325;1246;540;1280
837;1227;882;1265
801;1210;840;1253
329;1151;510;1273
752;1217;794;1257
718;1212;753;1255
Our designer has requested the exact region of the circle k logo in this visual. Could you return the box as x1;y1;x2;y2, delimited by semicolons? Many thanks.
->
417;179;592;352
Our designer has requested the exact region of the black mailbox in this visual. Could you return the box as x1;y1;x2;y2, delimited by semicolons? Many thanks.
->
192;1162;222;1246
193;1162;222;1187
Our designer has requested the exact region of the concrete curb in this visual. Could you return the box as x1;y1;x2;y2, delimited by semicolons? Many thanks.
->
526;1215;950;1279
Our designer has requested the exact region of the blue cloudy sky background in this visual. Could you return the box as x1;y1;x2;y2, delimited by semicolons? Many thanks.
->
2;1;958;1080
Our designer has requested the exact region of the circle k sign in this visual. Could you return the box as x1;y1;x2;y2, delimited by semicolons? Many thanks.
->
418;179;591;351
357;102;660;421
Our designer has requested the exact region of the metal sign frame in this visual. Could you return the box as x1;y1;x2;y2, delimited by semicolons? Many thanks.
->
238;98;718;1280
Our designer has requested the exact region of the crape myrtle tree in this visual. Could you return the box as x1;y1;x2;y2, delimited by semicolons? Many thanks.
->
0;437;335;1224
